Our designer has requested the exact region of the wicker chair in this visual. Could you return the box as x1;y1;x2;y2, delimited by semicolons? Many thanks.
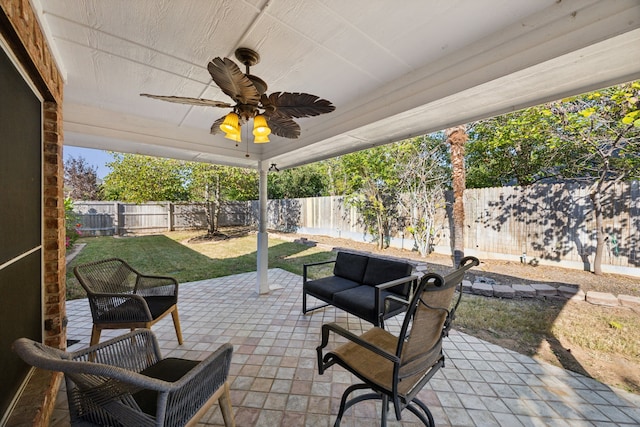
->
73;258;183;346
317;256;479;427
13;330;235;427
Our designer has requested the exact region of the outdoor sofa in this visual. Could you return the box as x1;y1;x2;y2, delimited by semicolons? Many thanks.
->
302;251;417;328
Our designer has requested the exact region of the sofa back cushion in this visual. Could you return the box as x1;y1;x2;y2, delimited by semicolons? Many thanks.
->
362;257;413;296
333;252;369;283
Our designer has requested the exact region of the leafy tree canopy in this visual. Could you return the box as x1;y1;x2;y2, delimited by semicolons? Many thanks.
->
549;81;640;183
189;163;258;202
102;154;191;202
102;154;260;203
466;80;640;188
466;106;561;188
268;163;328;199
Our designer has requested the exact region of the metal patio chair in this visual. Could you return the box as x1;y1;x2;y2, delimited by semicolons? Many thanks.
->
73;258;183;346
317;256;479;426
13;330;234;426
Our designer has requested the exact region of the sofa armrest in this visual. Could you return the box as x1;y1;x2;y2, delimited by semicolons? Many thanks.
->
374;275;417;324
375;275;418;292
383;294;411;313
303;259;336;283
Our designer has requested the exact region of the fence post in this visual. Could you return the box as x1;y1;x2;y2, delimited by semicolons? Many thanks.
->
168;202;174;231
113;202;120;235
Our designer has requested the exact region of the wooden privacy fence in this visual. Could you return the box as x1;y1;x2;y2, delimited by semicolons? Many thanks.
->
73;181;639;274
72;201;255;236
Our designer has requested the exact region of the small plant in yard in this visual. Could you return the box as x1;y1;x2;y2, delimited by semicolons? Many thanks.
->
608;320;623;330
64;197;82;248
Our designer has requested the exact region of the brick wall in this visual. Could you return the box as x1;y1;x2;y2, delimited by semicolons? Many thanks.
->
1;0;65;425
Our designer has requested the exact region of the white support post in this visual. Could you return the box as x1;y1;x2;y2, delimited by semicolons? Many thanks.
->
256;161;269;294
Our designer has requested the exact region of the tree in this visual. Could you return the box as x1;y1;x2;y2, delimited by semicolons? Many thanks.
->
549;81;640;275
268;163;328;199
397;135;450;256
465;80;640;275
102;154;190;202
64;155;100;200
189;164;258;234
336;145;404;250
466;106;561;188
446;125;468;267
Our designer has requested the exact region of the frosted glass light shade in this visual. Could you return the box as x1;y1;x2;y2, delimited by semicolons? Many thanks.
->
220;112;239;133
253;115;271;137
253;134;270;143
224;131;241;142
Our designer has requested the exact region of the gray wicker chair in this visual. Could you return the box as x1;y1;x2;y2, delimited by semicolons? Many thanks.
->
73;258;183;346
13;330;235;427
317;256;479;427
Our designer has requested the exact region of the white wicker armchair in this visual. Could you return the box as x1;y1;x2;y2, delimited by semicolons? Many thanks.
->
13;330;235;427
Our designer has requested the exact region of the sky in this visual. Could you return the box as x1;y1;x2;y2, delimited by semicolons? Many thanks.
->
64;146;114;179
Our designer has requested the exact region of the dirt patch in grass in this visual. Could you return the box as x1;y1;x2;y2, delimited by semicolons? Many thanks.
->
186;226;254;243
272;229;640;394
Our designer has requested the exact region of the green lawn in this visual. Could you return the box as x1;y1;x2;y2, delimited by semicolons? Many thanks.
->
65;231;335;300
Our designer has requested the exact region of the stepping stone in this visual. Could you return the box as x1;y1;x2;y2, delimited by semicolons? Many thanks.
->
414;264;429;273
586;291;619;307
475;276;497;286
472;282;494;297
512;284;536;298
531;283;558;299
461;280;473;294
493;285;515;299
618;294;640;312
558;286;585;301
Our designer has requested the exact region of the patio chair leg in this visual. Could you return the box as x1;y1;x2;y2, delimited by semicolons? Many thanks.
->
219;381;235;427
89;325;101;346
172;307;184;345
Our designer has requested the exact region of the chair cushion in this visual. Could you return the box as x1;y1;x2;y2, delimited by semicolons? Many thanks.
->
362;258;413;296
94;296;175;323
333;252;369;283
143;296;177;319
332;286;407;324
133;357;199;415
305;276;361;301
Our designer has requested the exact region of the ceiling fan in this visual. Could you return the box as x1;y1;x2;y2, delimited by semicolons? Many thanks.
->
141;47;335;143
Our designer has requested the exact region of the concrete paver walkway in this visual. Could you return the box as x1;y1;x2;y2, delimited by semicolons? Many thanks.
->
53;269;640;426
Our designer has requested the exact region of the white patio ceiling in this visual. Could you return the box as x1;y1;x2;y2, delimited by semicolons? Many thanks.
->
35;0;640;171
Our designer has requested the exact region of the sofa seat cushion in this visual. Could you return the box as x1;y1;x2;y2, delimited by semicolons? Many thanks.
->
362;258;413;297
305;276;361;301
133;357;199;415
332;286;407;323
333;252;369;283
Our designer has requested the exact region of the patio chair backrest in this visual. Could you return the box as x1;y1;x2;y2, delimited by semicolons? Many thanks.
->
396;256;478;387
74;258;139;295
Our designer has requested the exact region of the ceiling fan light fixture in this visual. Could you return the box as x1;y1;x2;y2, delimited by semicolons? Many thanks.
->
220;112;240;134
142;47;335;143
253;134;270;144
224;130;241;142
253;114;271;137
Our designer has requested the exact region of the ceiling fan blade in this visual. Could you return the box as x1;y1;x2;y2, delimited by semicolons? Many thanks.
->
140;93;232;108
210;115;227;135
263;92;335;118
266;115;301;139
207;57;260;106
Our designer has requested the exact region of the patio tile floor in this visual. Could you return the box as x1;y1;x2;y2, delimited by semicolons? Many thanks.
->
52;269;640;426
